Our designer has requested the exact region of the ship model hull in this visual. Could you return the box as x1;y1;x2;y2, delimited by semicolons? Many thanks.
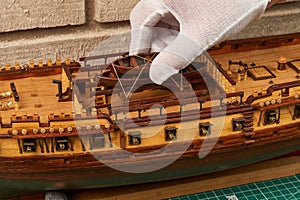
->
1;33;300;198
1;130;300;198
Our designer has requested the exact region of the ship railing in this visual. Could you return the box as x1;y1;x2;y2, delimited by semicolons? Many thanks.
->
9;125;114;139
47;112;115;126
196;51;236;93
208;32;299;54
0;111;115;136
109;90;244;114
109;91;245;128
120;104;253;129
247;80;300;127
80;52;127;68
0;58;79;71
253;95;300;126
1;112;117;154
253;96;300;110
246;80;300;104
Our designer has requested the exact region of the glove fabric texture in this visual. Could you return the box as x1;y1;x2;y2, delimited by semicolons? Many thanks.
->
130;0;270;84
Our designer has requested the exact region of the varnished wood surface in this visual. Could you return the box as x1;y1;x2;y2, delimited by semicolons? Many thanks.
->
213;43;300;99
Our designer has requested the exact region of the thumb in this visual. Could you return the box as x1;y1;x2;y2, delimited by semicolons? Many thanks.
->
130;0;168;55
150;33;202;84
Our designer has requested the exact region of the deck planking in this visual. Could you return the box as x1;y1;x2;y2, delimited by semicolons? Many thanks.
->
0;74;73;125
213;44;300;100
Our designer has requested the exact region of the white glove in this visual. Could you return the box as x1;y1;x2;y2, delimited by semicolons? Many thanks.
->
130;0;270;84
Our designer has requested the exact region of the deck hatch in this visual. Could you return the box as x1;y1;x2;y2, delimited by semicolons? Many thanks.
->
247;65;276;81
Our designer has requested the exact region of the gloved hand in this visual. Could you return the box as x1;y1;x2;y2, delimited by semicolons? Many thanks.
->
130;0;270;84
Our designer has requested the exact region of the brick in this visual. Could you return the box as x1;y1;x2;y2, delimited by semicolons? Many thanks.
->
95;0;139;23
1;1;299;66
0;27;131;66
231;1;300;39
0;0;85;32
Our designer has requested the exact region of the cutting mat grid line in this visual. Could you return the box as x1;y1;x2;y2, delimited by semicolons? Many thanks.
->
168;174;300;200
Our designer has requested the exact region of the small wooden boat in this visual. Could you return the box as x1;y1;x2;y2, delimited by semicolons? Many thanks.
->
1;33;300;198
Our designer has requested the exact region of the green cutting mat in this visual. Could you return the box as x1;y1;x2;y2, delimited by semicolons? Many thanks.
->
168;175;300;200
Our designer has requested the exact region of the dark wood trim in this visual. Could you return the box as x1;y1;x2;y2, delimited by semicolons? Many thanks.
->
287;59;300;73
208;33;300;55
246;80;300;103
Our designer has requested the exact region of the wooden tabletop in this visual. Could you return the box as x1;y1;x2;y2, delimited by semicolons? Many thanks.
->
60;153;300;200
13;153;300;200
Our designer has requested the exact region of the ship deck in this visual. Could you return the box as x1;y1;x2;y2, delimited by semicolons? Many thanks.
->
0;44;299;135
213;43;300;99
0;74;72;125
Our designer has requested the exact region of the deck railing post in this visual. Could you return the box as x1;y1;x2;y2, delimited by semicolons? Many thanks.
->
277;107;281;124
120;130;126;150
108;132;113;147
240;93;244;104
199;100;204;111
159;106;163;116
257;110;263;126
114;113;118;122
89;136;93;150
220;98;223;108
293;104;297;120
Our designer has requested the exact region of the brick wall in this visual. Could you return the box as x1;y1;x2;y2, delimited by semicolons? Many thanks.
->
0;0;300;65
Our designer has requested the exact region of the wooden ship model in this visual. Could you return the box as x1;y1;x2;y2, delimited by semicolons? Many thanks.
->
1;33;300;198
